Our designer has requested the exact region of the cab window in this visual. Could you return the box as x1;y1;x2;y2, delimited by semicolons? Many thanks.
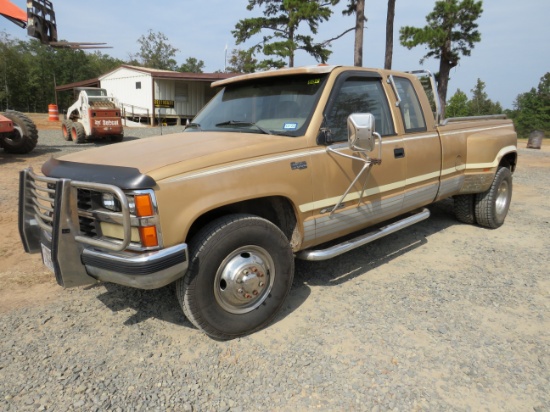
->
324;76;394;142
394;77;427;133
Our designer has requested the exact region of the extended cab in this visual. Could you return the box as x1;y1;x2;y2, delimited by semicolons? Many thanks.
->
19;65;517;339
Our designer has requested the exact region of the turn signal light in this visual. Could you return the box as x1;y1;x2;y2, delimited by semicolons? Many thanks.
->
135;194;154;217
139;226;158;248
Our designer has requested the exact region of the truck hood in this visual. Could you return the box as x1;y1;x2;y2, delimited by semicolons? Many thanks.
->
55;131;306;182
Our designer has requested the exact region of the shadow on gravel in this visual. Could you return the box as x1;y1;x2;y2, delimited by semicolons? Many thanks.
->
0;148;62;164
89;283;195;330
82;201;458;331
293;200;457;288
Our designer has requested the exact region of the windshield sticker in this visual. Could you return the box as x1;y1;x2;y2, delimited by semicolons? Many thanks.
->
308;78;320;85
283;122;298;130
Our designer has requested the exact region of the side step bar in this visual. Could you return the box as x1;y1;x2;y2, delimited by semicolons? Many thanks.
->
297;208;430;261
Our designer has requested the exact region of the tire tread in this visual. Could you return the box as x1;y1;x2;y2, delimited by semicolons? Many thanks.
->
475;167;512;229
1;110;38;154
454;194;476;224
176;214;293;340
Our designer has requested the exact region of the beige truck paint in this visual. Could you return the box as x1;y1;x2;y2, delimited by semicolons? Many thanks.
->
19;65;517;339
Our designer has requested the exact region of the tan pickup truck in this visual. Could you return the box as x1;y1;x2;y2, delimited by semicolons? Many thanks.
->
19;65;517;339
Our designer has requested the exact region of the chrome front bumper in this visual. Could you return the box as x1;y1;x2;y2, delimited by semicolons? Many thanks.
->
82;244;188;289
19;167;188;289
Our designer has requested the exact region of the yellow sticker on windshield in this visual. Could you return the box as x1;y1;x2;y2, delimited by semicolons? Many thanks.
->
308;79;320;85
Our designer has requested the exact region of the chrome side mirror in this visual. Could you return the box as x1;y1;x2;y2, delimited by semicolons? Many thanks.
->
347;113;376;152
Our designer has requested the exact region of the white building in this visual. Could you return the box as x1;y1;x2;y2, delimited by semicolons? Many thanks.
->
57;65;236;126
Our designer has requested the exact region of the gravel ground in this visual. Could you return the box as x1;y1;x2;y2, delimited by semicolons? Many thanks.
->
0;128;548;411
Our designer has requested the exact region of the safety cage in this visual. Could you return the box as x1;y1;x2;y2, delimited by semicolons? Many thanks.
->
19;168;163;255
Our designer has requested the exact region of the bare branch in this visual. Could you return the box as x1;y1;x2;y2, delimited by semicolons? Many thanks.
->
318;27;355;47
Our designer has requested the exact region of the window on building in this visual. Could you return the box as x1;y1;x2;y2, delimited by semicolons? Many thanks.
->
175;82;188;102
136;81;141;89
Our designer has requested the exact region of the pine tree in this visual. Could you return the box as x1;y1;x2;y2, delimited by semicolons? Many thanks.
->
399;0;483;118
232;0;340;68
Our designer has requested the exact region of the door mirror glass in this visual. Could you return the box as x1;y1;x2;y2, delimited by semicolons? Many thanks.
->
348;113;376;152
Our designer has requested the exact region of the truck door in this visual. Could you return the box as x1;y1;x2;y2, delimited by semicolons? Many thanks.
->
305;72;406;245
390;76;442;211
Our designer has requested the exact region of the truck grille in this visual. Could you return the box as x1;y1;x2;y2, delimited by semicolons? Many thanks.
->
76;189;98;237
27;174;57;234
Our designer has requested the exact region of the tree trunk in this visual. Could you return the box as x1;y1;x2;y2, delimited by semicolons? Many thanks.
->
384;0;396;70
289;27;295;67
354;0;365;67
437;54;452;120
438;38;459;120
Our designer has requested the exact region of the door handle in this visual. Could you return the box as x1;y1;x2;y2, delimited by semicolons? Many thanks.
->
394;148;405;158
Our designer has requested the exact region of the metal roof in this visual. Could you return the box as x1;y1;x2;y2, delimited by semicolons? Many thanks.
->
56;65;238;92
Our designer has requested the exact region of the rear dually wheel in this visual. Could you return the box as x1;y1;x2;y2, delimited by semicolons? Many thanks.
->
475;167;513;228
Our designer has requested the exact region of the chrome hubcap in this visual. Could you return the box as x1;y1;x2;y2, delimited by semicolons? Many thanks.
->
495;179;510;217
214;245;275;314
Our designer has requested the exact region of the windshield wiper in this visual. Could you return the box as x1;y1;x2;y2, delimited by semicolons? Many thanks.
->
185;122;202;131
215;120;272;135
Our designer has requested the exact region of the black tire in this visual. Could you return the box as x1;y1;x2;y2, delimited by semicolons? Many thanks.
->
0;110;38;154
176;214;294;340
61;120;73;141
109;134;124;143
71;122;86;144
453;194;476;224
474;167;513;229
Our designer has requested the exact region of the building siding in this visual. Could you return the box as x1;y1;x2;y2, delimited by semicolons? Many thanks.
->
101;68;153;117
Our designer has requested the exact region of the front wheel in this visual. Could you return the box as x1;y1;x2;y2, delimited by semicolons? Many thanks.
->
475;167;513;228
176;214;294;340
61;120;73;141
71;122;86;144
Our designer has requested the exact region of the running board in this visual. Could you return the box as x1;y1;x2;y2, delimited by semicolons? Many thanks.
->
296;208;430;261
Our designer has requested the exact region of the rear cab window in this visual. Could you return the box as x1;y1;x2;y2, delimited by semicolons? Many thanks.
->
393;77;427;133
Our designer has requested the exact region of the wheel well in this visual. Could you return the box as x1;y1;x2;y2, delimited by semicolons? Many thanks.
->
187;196;298;244
67;110;80;121
500;152;517;172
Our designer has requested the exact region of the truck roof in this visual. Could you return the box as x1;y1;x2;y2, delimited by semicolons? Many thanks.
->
212;65;341;88
210;65;416;88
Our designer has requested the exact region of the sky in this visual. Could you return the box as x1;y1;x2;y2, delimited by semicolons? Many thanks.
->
2;0;549;109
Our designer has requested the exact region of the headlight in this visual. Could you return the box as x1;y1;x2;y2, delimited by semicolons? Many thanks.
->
127;196;136;214
102;193;121;212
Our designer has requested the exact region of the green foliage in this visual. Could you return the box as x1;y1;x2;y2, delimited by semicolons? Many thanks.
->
446;89;469;117
399;0;483;66
468;78;502;116
226;49;258;73
446;80;503;119
0;28;200;113
130;30;179;70
232;0;340;67
179;57;205;73
508;73;550;138
1;32;123;112
399;0;483;116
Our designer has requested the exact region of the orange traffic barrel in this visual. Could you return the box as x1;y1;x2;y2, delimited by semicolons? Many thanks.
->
48;104;59;121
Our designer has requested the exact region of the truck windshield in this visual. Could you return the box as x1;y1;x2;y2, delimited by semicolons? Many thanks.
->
186;74;328;136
